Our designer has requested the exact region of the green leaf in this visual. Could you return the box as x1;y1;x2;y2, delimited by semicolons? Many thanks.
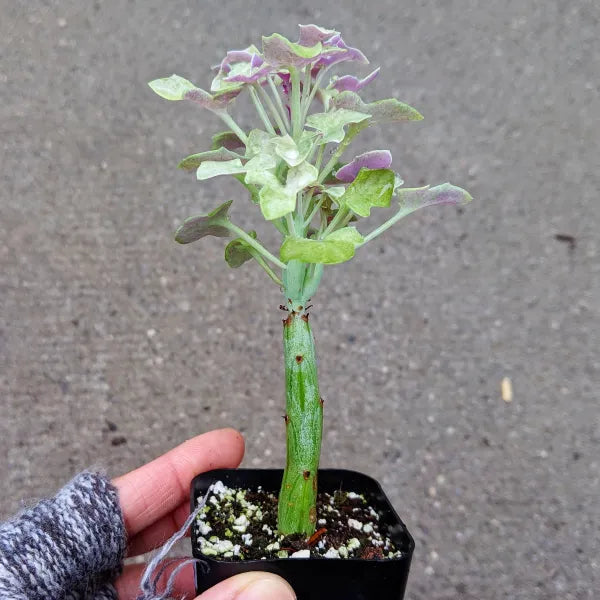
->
174;200;233;244
280;234;356;265
306;109;371;144
259;185;296;221
331;91;423;124
244;155;279;186
196;159;246;181
211;131;245;151
224;231;257;268
286;162;319;195
245;158;317;220
340;168;395;217
395;183;473;218
262;33;323;66
324;186;346;200
148;74;196;100
325;226;364;246
178;147;242;171
273;133;314;167
245;129;274;158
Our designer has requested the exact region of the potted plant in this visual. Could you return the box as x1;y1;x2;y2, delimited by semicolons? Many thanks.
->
148;24;471;600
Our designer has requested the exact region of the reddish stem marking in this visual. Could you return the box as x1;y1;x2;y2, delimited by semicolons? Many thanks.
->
307;527;327;547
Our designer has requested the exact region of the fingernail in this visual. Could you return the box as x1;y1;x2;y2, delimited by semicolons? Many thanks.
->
238;576;296;600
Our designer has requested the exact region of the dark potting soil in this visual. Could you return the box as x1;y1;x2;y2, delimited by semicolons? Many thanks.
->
194;481;403;561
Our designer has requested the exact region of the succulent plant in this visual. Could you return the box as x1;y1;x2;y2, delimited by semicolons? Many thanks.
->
149;24;472;537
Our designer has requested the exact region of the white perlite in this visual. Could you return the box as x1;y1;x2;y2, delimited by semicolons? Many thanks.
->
195;481;403;561
347;538;360;552
232;514;249;533
211;480;227;497
197;521;212;536
199;539;234;556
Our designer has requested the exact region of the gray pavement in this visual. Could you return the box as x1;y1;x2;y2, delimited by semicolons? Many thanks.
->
1;1;599;598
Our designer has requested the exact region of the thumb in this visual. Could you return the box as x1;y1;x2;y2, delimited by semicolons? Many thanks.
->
195;571;296;600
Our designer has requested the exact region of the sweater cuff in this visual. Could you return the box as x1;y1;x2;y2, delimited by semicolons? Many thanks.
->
0;471;126;600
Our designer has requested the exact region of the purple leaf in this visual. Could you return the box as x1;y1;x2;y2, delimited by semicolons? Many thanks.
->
330;68;380;93
216;46;263;73
298;24;339;46
262;33;323;68
224;64;273;84
263;28;367;72
331;91;423;123
220;49;256;71
212;46;275;88
313;34;369;69
184;87;242;111
174;200;233;244
335;150;392;183
211;130;245;151
178;147;243;171
396;184;472;218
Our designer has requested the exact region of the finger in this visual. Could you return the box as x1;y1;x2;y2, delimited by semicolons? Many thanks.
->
126;500;190;557
114;428;244;537
196;572;296;600
115;559;195;599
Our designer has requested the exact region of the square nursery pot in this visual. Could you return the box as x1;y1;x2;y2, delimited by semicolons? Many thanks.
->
190;468;414;600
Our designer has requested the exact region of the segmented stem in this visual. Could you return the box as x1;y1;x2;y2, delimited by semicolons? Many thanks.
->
278;304;322;536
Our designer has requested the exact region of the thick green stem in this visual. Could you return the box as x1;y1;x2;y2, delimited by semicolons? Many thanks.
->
278;301;322;536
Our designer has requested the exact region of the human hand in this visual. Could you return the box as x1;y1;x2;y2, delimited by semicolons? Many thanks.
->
112;428;296;600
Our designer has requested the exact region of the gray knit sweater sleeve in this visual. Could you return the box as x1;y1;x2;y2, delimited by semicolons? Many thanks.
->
0;472;127;600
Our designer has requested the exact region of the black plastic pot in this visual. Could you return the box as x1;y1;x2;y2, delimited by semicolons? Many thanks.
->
190;468;414;600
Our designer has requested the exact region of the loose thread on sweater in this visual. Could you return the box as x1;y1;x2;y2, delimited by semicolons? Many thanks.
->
136;489;210;600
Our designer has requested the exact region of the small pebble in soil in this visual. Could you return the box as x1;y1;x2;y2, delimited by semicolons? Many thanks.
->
194;481;403;561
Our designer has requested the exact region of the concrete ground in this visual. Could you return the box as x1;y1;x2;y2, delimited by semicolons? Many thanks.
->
1;1;598;598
